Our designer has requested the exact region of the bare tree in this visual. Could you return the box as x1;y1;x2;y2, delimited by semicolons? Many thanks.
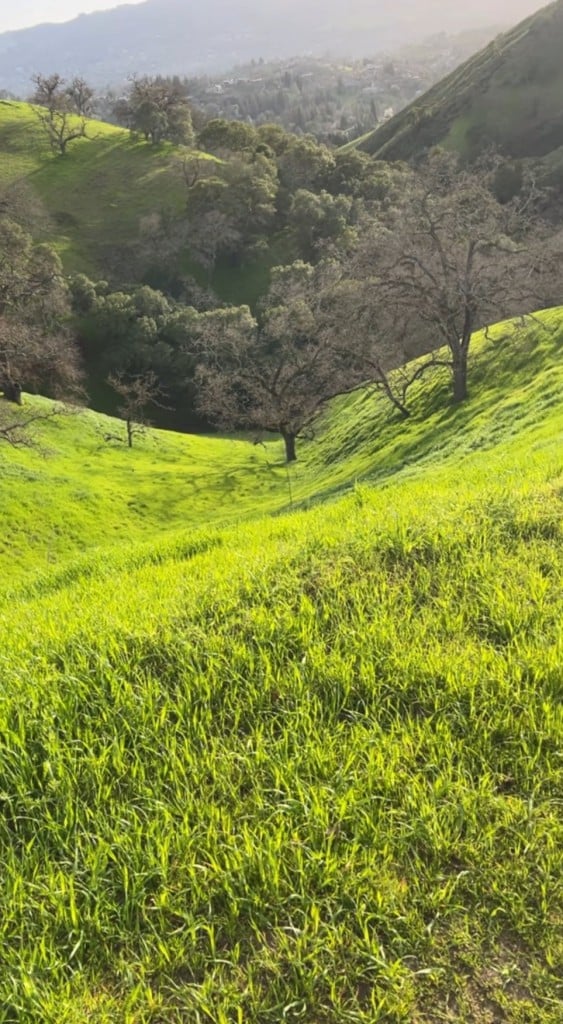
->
188;210;242;280
327;276;434;419
354;152;555;405
31;72;65;108
31;73;89;156
0;401;67;448
0;220;84;443
106;371;166;447
66;76;95;117
194;263;363;462
0;318;83;407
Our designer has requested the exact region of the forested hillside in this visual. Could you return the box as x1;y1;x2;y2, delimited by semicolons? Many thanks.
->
139;29;500;146
0;0;540;93
0;98;386;299
1;89;560;436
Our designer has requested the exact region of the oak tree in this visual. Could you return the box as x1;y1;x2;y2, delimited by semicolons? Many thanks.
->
193;263;362;462
354;152;552;404
31;73;90;156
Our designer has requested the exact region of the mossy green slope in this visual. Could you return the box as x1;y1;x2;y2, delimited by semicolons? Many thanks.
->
0;100;276;303
0;313;562;1021
0;101;196;277
355;0;563;162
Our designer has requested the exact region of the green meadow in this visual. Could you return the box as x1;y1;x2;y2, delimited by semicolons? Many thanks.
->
0;312;562;1021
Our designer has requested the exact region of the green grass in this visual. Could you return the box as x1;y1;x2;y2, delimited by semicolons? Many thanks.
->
0;312;562;1021
2;310;561;589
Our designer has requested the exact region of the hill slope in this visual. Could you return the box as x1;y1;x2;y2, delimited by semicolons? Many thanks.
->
0;0;541;93
0;313;561;1021
0;100;274;302
0;100;196;277
1;309;561;588
356;0;563;161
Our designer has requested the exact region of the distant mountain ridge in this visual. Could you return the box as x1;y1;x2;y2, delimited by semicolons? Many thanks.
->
0;0;541;93
356;0;563;162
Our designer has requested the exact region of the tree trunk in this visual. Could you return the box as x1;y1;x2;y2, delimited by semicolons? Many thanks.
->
452;356;469;404
281;429;297;463
2;381;22;405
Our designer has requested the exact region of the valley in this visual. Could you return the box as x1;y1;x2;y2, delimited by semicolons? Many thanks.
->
0;2;562;1020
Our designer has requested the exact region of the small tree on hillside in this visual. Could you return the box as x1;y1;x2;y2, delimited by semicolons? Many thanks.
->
66;76;95;117
107;370;165;448
31;73;91;156
354;152;553;404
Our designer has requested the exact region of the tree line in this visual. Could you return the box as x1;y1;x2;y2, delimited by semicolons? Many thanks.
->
4;68;562;454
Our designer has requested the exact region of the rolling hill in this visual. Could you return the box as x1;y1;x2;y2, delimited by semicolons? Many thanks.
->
0;100;192;276
0;311;562;1020
0;0;542;94
356;0;563;162
0;100;275;304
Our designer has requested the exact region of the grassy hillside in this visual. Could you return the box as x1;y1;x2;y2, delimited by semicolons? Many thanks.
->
0;101;274;304
2;309;561;589
355;0;563;162
0;101;191;276
0;313;562;1020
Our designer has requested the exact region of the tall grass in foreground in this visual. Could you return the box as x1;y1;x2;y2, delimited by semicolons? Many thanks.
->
0;311;562;1020
0;446;562;1021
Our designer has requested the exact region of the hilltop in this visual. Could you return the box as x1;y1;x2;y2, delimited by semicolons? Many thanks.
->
0;0;540;93
355;0;563;162
0;311;562;1020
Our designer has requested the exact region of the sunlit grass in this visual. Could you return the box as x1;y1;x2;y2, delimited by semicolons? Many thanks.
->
0;312;561;1020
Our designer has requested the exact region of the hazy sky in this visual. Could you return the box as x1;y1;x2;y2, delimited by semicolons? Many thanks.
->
0;1;123;33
